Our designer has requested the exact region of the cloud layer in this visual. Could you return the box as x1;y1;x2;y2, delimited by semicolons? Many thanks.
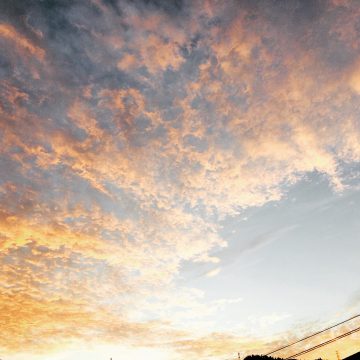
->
0;0;359;358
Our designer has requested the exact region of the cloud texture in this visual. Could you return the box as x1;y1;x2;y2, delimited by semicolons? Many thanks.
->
0;0;359;358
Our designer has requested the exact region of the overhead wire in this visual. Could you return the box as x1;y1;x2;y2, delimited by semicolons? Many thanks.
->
265;314;360;356
284;325;360;359
229;314;360;360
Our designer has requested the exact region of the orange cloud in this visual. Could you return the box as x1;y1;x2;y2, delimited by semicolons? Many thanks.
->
1;1;360;358
0;23;45;61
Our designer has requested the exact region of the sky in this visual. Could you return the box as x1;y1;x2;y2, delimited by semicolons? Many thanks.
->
0;0;360;359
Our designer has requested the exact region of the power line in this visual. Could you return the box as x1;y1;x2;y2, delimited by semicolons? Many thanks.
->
284;325;360;359
265;314;360;356
228;314;360;360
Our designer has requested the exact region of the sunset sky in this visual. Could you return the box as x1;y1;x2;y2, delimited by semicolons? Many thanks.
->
0;1;360;359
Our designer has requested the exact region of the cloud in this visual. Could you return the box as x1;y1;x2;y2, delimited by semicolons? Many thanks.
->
206;267;221;277
249;313;292;329
173;332;263;359
0;23;45;60
0;0;359;357
349;60;360;94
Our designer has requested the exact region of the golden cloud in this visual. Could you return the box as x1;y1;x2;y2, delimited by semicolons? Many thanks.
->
0;0;359;357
